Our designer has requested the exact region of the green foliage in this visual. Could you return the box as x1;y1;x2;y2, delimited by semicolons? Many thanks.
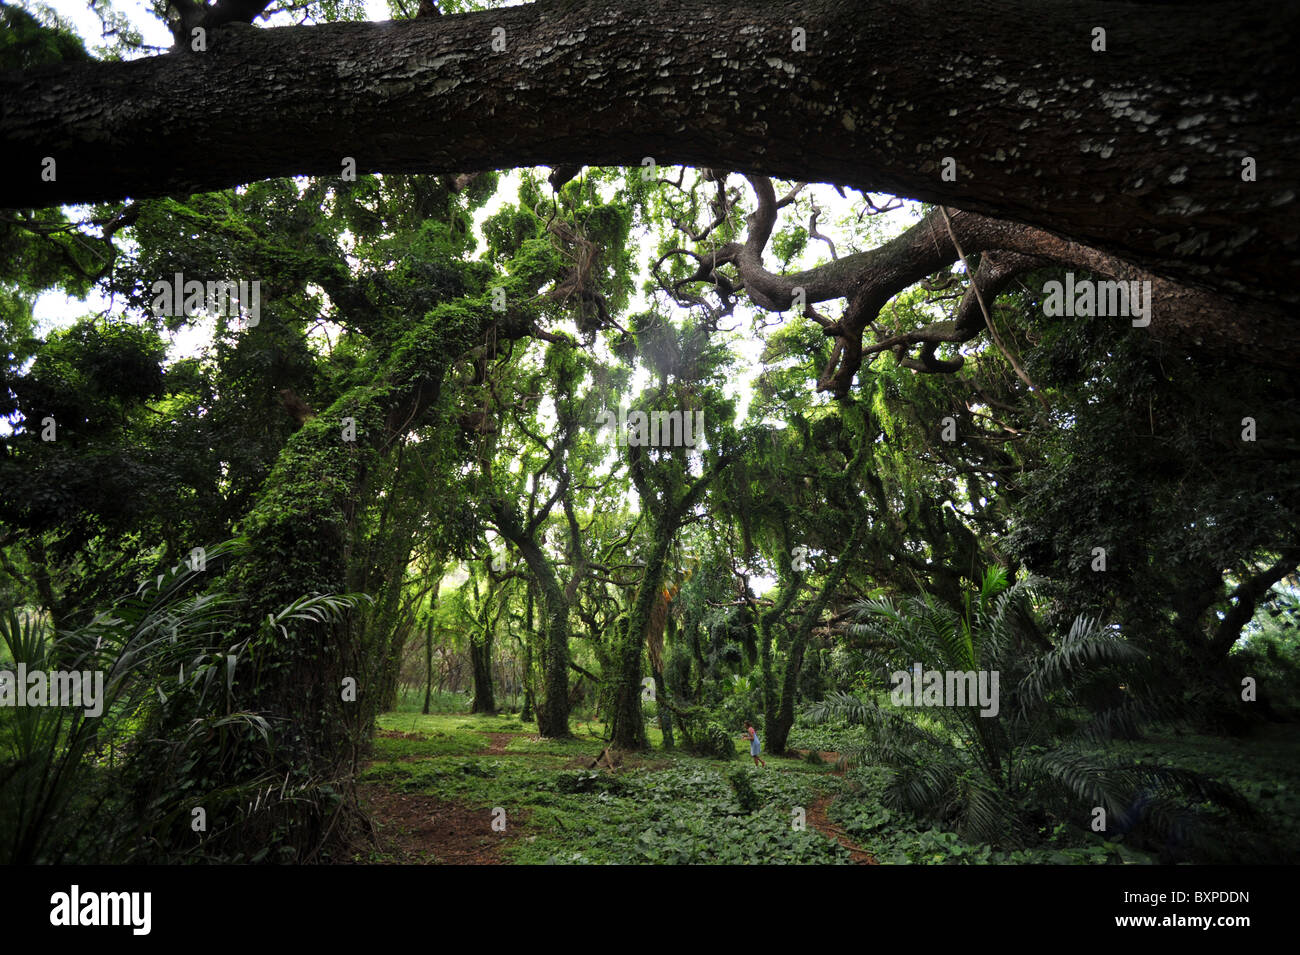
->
727;767;762;812
360;722;849;865
556;770;631;796
672;707;737;760
788;714;873;755
825;764;1112;864
0;5;91;71
1003;273;1300;718
9;317;165;435
371;730;488;759
1230;585;1300;715
0;541;365;862
771;225;808;265
807;573;1256;861
4;57;1294;864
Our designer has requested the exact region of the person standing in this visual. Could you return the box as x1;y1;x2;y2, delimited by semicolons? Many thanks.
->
745;721;765;768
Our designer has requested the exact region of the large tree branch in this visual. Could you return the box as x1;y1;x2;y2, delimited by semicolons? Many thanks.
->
2;0;1297;313
682;187;1290;392
1209;549;1300;659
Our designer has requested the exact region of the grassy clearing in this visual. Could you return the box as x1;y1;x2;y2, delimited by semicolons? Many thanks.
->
360;711;853;864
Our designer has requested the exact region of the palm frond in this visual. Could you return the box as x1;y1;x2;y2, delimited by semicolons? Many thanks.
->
1017;615;1145;712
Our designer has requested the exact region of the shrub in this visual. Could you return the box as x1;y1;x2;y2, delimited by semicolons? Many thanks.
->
808;568;1252;859
0;541;366;863
671;703;737;759
701;721;738;760
727;767;762;812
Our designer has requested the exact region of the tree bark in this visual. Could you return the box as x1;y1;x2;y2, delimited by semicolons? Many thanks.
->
423;617;434;714
469;632;495;714
4;0;1298;312
759;536;803;744
768;524;863;754
608;529;669;751
489;505;573;736
469;580;497;714
520;580;535;722
610;454;722;750
1208;549;1300;660
673;188;1299;387
655;610;675;748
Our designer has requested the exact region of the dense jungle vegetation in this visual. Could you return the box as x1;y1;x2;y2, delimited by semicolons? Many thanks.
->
2;0;1298;867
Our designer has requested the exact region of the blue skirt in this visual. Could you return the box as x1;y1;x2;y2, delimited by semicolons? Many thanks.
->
750;735;761;755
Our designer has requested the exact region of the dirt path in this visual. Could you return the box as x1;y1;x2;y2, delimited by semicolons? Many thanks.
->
357;784;521;864
358;730;531;862
790;749;877;864
807;794;878;864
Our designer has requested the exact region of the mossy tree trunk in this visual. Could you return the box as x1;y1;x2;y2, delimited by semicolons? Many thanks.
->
199;284;550;855
768;524;865;755
520;581;535;723
610;449;724;751
653;610;675;749
490;503;574;737
422;617;435;715
468;571;498;715
469;632;495;714
759;537;803;747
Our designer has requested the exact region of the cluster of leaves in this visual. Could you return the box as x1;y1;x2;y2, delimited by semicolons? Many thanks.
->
1004;271;1300;719
787;715;873;756
806;569;1261;862
671;705;738;759
1233;585;1300;718
727;766;762;811
0;540;365;862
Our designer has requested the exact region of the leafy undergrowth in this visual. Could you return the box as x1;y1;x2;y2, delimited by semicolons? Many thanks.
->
1101;726;1300;862
787;718;874;755
828;766;1120;864
807;718;1300;865
361;712;853;864
361;711;1300;864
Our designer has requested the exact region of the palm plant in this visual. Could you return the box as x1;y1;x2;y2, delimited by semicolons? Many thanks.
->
0;538;368;863
807;568;1250;854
